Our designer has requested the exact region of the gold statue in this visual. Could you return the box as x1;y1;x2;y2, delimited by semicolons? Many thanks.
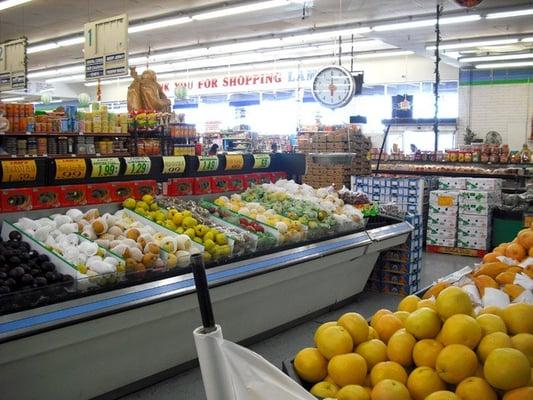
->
127;66;171;112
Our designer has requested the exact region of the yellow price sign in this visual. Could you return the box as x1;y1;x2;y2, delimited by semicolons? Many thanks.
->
162;156;186;174
253;154;271;169
54;159;87;180
197;156;219;172
1;160;37;183
437;196;455;207
90;158;121;178
225;154;244;170
124;157;151;176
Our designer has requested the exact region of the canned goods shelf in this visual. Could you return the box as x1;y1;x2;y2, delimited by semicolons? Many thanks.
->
0;132;131;137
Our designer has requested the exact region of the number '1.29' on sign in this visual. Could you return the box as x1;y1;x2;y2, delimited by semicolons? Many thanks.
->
197;156;219;172
124;157;151;176
90;158;121;178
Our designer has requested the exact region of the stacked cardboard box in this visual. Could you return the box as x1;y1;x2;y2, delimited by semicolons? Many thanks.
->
299;128;372;189
366;213;423;295
426;191;459;248
457;190;494;250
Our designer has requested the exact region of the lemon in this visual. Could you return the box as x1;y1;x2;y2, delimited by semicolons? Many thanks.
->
122;198;136;209
215;233;227;245
310;381;339;398
141;194;153;204
184;228;196;239
183;216;197;228
294;348;327;383
204;239;216;251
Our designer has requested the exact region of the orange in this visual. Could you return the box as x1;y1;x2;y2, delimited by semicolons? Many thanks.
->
293;347;328;383
394;311;410;323
416;298;437;311
479;305;504;318
338;312;369;346
370;361;408;386
310;381;339;398
484;348;531;390
517;229;533;250
314;321;337;345
477;332;513;363
397;294;421;313
356;339;388;369
412;339;443;368
407;367;446;400
336;384;370;400
328;353;367;387
505;243;527;261
405;307;441;339
425;391;460;400
370;379;411;400
386;329;416;367
440;314;481;349
370;309;393;329
476;313;507;336
483;251;503;263
324;375;336;384
455;377;497;400
374;314;403;343
511;333;533;367
316;325;353;359
436;286;473;320
503;387;533;400
435;344;478;384
367;326;380;340
503;303;533;335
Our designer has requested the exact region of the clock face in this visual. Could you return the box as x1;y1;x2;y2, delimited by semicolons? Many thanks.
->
312;66;355;109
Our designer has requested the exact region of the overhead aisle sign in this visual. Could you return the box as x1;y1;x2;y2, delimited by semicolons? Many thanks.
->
0;38;27;92
84;14;128;80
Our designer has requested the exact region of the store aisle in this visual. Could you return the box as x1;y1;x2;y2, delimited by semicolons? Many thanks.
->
120;252;473;400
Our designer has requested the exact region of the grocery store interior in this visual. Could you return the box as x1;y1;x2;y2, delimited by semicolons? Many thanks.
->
0;0;532;399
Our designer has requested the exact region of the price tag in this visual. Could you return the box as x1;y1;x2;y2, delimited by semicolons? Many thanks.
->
437;196;454;207
1;160;37;183
55;159;87;180
225;154;244;170
124;157;151;176
197;156;219;172
90;157;121;178
162;156;186;174
253;154;271;169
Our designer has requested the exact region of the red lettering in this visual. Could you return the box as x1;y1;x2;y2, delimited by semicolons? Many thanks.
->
237;76;245;85
211;78;219;88
245;76;253;85
265;75;273;84
223;77;229;86
253;76;261;84
274;72;282;83
229;76;237;86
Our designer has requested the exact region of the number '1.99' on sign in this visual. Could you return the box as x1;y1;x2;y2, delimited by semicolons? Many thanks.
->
90;158;121;178
124;157;151;176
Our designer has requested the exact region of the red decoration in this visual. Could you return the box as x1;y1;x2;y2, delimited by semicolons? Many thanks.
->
454;0;483;7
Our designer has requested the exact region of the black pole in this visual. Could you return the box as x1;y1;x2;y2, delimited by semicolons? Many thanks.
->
191;253;216;333
375;124;391;175
433;3;443;158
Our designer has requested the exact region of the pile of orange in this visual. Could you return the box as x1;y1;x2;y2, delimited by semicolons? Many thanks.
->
294;287;533;400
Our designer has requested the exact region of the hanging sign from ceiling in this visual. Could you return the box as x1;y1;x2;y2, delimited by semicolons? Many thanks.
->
0;38;27;92
84;14;128;80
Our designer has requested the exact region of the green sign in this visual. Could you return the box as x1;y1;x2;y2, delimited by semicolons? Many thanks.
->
90;157;121;178
197;156;219;172
124;157;151;176
253;154;271;169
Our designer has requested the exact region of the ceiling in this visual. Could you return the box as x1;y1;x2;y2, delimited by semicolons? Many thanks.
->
0;0;532;73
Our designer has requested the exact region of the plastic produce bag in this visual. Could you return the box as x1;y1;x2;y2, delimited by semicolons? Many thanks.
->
482;287;511;308
194;325;315;400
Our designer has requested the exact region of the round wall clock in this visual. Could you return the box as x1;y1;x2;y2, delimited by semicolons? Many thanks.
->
312;65;356;109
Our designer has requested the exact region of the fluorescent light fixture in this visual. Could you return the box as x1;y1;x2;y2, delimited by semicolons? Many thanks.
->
356;50;414;59
84;78;133;87
45;74;85;83
28;65;84;79
27;42;60;54
486;8;533;19
522;37;533;43
460;53;533;63
192;0;290;20
0;96;25;101
284;27;372;43
373;14;480;32
427;38;519;50
475;61;533;69
40;88;55;93
57;36;84;46
0;0;31;12
128;16;192;33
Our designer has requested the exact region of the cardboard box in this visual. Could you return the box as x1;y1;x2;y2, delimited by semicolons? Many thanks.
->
164;178;193;196
429;205;458;215
426;236;456;247
134;180;157;199
427;227;456;239
465;178;502;191
456;235;490;250
193;177;212;195
32;186;60;210
228;175;245;192
427;214;457;227
111;181;136;202
459;203;491;216
86;183;111;205
438;177;466;190
459;190;494;205
1;188;33;212
457;226;490;238
430;190;459;206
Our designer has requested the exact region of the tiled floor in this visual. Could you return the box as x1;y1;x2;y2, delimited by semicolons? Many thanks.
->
120;252;474;400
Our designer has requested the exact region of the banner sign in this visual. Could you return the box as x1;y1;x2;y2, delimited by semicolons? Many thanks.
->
0;38;27;92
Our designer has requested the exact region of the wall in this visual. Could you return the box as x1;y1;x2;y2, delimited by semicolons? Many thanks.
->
458;68;533;149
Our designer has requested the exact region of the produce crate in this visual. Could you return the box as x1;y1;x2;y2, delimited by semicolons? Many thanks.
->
111;181;136;202
1;188;33;212
86;183;112;205
60;184;89;207
426;244;488;257
32;186;60;210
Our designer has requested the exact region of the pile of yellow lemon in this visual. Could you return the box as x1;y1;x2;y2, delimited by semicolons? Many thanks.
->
294;286;532;400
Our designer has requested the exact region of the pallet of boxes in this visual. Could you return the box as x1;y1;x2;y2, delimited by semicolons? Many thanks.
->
426;177;501;257
299;127;371;189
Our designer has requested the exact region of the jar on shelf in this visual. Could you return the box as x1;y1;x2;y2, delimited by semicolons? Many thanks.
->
489;152;500;163
37;138;47;156
471;144;481;163
449;150;458;162
459;151;466;162
464;150;473;163
499;151;510;164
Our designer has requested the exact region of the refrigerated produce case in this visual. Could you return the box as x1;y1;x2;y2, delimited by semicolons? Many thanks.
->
0;211;411;399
